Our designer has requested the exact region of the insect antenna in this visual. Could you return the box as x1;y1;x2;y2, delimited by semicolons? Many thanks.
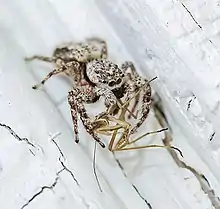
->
93;142;103;192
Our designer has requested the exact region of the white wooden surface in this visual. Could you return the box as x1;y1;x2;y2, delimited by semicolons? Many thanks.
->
0;0;220;209
96;0;220;208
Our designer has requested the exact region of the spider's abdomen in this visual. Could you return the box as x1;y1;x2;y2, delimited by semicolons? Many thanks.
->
53;42;105;63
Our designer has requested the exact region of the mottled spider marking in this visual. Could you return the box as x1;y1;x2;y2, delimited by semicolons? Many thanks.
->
79;84;100;104
129;82;152;135
86;59;125;91
68;88;105;148
68;92;79;143
53;38;107;63
120;61;155;135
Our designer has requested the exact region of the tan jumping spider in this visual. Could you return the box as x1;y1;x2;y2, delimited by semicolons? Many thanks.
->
25;38;154;148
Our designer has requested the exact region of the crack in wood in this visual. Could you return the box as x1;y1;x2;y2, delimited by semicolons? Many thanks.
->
21;169;64;209
180;1;202;29
113;155;152;209
51;137;80;187
0;122;35;148
153;94;220;209
58;157;80;187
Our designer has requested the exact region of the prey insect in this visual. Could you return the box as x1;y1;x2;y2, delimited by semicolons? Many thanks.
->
93;93;183;156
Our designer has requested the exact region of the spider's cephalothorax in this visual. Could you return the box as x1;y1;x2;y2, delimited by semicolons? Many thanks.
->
84;59;126;107
86;59;125;90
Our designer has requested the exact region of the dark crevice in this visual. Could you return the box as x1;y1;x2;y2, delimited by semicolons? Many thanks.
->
0;123;36;148
51;137;66;160
51;138;80;187
113;155;152;209
209;132;215;141
58;157;80;187
187;96;196;111
153;95;220;209
21;169;64;209
29;149;36;156
133;185;152;209
180;2;202;29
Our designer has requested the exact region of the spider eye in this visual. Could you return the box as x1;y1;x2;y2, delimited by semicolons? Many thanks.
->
108;80;115;87
116;78;122;84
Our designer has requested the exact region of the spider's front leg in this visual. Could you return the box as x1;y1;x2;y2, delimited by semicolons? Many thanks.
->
68;88;105;148
31;61;81;89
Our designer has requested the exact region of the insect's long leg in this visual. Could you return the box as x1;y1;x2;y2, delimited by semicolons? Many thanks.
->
103;96;143;151
128;92;140;119
110;101;131;150
117;99;137;119
93;101;131;151
95;124;124;134
128;128;168;145
25;55;56;63
115;144;183;157
93;116;130;150
105;99;176;153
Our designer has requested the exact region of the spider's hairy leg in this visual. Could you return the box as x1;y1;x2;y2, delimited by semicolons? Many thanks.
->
32;61;79;89
68;89;105;148
129;82;151;135
129;77;157;135
121;61;139;76
68;91;79;143
121;61;141;118
25;55;56;63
